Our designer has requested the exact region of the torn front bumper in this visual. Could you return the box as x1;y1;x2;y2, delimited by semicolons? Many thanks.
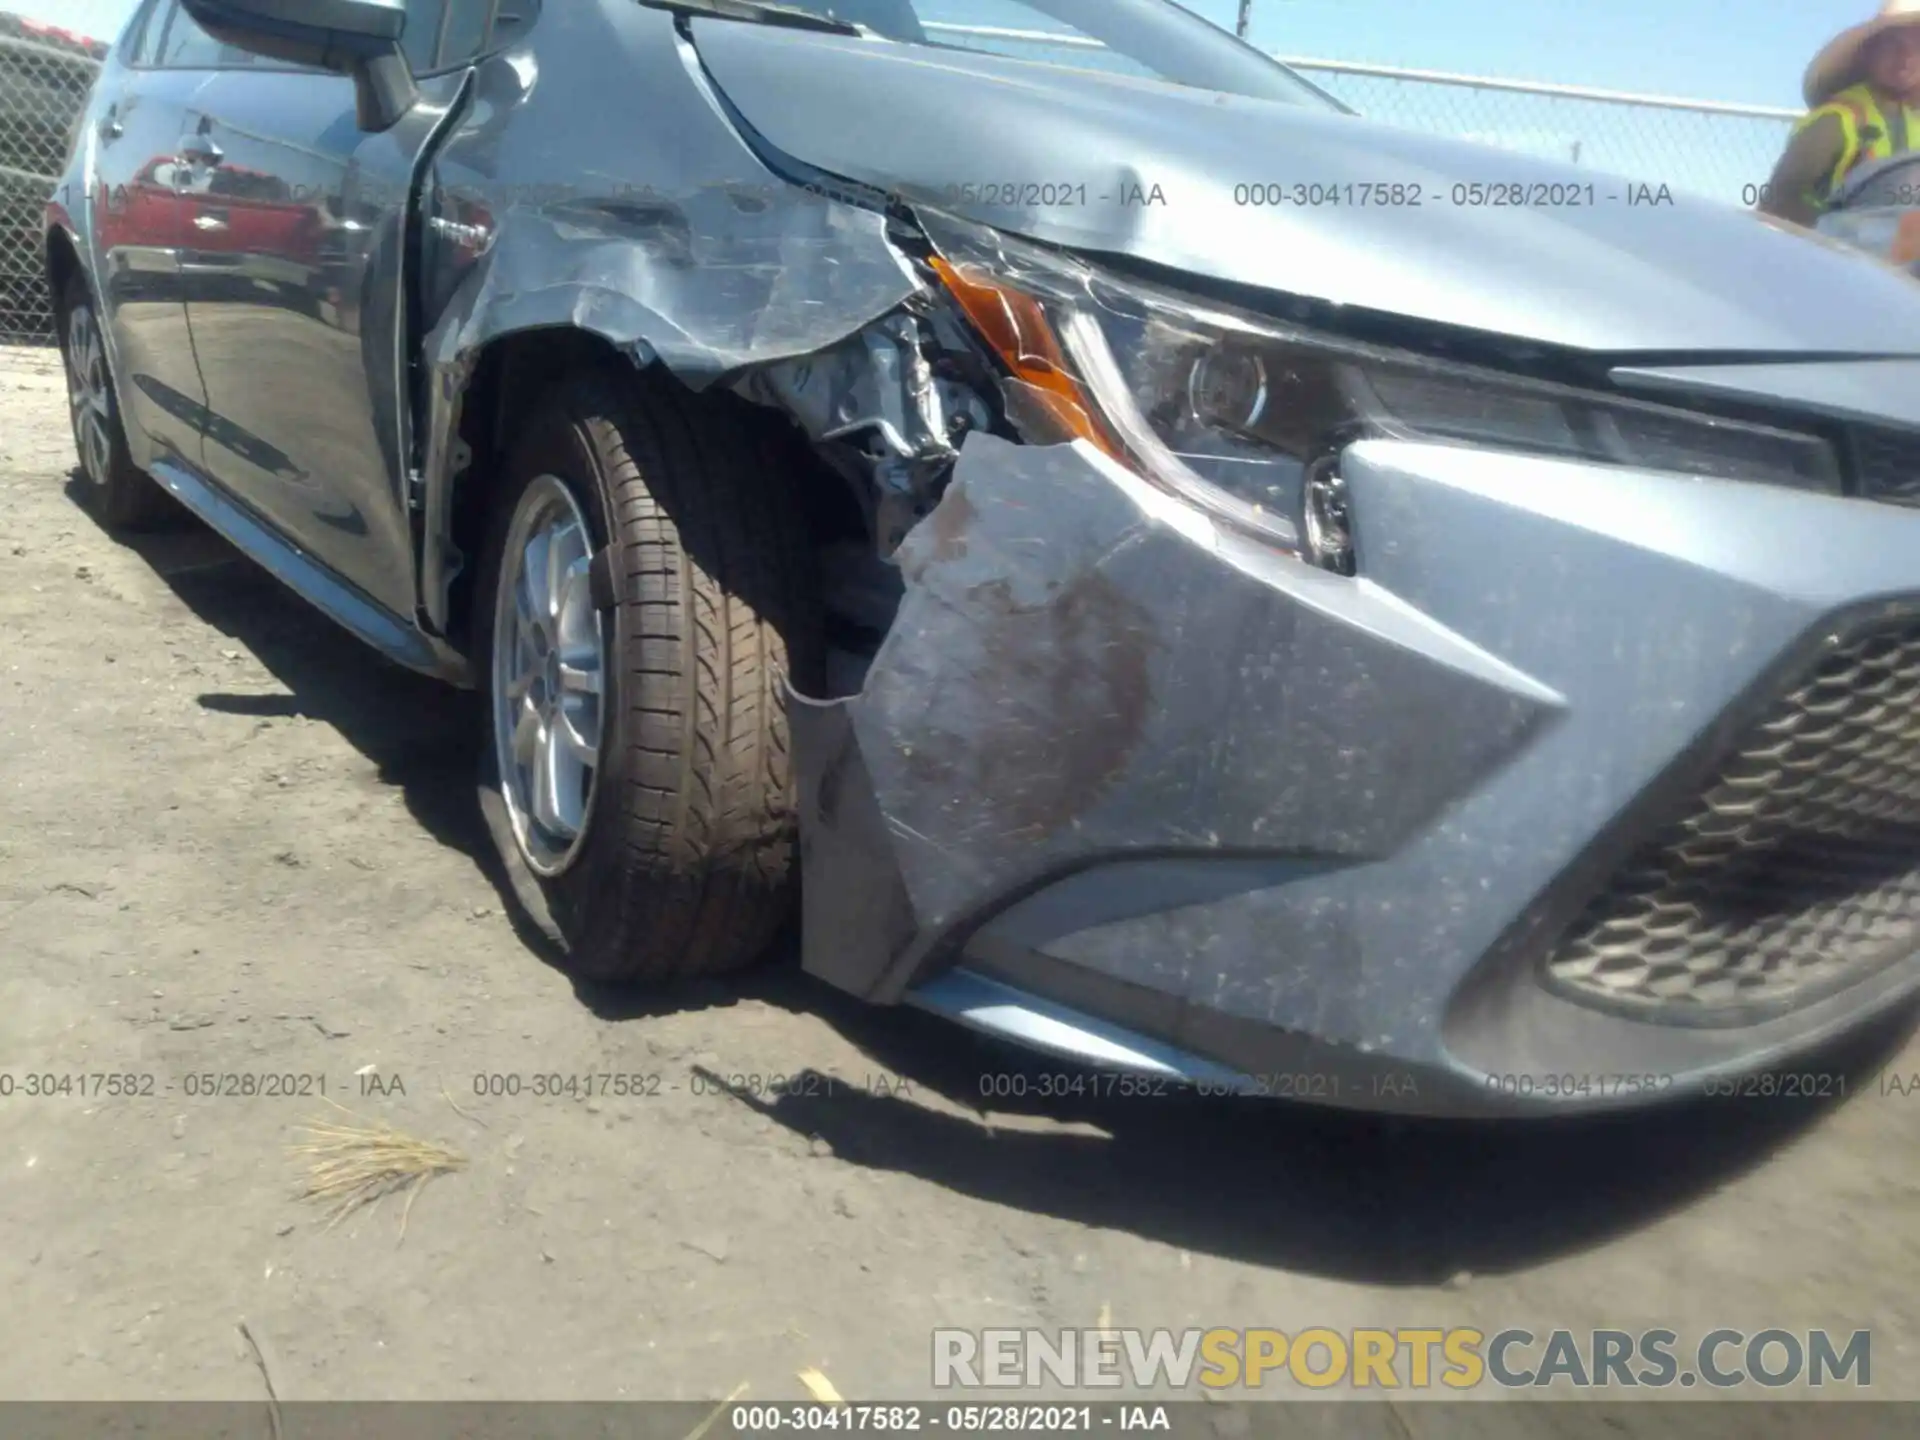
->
791;432;1920;1117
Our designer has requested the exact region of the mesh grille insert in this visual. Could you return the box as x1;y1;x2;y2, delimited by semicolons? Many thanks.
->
1543;622;1920;1019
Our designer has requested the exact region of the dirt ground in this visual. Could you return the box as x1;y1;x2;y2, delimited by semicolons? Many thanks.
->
2;340;1919;1409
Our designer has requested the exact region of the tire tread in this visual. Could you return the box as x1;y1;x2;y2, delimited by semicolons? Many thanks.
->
486;364;817;984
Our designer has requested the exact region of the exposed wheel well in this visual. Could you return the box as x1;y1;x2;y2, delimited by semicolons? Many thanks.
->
45;228;81;329
440;327;867;656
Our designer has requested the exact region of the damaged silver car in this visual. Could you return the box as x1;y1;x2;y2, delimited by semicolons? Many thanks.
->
46;0;1920;1115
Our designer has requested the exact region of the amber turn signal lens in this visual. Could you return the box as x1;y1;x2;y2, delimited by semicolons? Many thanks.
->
929;256;1127;462
1892;212;1920;267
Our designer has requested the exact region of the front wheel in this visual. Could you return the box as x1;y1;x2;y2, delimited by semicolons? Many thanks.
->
58;272;179;531
475;365;821;984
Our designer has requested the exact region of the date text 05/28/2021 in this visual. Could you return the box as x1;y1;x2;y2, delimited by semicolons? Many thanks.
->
729;1404;1168;1432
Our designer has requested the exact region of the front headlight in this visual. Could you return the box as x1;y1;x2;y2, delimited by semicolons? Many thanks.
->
924;217;1841;571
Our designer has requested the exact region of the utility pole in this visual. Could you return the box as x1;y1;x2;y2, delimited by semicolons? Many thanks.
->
1237;0;1254;39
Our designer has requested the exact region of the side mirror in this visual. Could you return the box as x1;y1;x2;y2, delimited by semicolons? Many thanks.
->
178;0;420;133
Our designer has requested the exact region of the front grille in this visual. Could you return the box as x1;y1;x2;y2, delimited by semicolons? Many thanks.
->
1854;426;1920;509
1543;621;1920;1020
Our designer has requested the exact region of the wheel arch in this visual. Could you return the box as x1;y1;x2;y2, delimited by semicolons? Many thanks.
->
44;222;84;334
425;323;862;661
428;325;620;660
45;224;80;297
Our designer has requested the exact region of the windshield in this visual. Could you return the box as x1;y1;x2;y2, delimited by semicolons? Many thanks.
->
765;0;1345;109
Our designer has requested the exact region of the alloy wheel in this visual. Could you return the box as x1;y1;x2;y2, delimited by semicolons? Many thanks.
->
65;303;114;486
490;475;607;877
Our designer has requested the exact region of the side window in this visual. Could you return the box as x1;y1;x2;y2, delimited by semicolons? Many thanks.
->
122;0;166;66
438;0;495;68
135;0;517;75
402;0;449;73
156;2;245;68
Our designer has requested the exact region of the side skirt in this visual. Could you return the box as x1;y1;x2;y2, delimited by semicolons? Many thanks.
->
148;457;471;686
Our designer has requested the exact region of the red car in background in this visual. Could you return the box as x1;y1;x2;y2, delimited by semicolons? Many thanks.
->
13;15;106;55
96;154;325;302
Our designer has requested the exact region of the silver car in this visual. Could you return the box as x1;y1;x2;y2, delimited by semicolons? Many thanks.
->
44;0;1920;1115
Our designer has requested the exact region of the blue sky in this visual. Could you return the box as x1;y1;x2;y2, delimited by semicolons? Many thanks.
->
1235;0;1864;111
30;0;1873;107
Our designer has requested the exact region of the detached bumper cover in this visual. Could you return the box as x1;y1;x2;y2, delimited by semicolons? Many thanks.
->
793;432;1920;1115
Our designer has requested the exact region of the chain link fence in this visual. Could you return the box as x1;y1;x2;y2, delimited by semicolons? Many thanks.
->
1283;58;1801;210
0;13;103;345
926;22;1802;210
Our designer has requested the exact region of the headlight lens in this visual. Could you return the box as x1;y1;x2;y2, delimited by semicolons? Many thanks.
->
924;217;1841;563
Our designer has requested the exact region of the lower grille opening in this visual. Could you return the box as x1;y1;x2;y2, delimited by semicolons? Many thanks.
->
1543;622;1920;1021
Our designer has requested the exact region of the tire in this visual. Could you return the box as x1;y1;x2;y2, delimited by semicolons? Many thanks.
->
476;363;822;984
58;271;180;532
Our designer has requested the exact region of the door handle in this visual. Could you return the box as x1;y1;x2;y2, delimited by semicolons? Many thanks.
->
179;135;224;166
192;211;230;233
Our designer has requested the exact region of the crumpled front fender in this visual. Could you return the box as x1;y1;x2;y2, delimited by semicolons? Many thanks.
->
410;7;923;635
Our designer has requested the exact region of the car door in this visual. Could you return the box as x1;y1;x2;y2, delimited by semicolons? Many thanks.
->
172;0;489;621
87;0;214;470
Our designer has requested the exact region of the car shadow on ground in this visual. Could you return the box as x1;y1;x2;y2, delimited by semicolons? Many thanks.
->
94;485;1920;1286
72;476;570;968
718;973;1920;1285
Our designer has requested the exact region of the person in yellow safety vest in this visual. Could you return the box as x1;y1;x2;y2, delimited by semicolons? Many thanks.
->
1759;0;1920;227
